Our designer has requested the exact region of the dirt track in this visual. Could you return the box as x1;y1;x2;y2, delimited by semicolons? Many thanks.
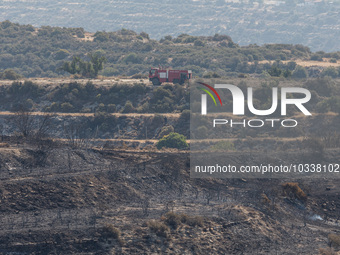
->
0;77;151;87
0;111;181;118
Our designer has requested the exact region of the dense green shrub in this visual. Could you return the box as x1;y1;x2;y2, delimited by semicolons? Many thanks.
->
156;132;188;149
304;77;334;97
316;96;340;114
54;49;70;60
61;54;106;78
292;65;308;78
321;67;339;78
0;69;22;80
194;126;208;139
8;80;41;99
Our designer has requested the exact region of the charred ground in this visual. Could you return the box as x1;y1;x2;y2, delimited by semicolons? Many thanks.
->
0;138;339;254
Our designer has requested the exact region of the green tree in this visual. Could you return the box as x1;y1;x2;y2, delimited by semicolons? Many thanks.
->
268;66;282;77
90;53;106;77
54;49;70;60
93;31;109;42
194;40;205;47
124;53;142;64
61;54;106;78
292;65;308;78
321;67;338;78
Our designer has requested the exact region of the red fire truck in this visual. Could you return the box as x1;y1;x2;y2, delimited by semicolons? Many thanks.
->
149;68;192;85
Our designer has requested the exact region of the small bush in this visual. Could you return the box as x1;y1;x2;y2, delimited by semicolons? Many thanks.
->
292;65;308;78
319;247;335;255
194;40;205;47
148;220;169;238
179;109;190;122
158;125;174;138
311;54;323;61
121;100;135;113
1;69;22;80
107;104;116;113
202;72;220;78
302;137;324;157
101;224;121;239
156;132;188;150
181;214;204;227
328;234;340;247
136;102;149;113
281;182;307;202
163;212;182;229
96;103;106;112
60;102;74;112
54;49;70;60
329;97;340;114
195;126;208;139
163;212;204;229
100;224;124;245
321;67;339;78
261;193;271;205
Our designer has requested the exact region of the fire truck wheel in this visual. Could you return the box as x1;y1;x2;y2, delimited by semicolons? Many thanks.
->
173;79;179;84
152;78;160;86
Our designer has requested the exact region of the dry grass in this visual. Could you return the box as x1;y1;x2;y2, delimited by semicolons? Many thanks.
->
328;234;340;247
282;182;307;202
162;212;204;229
180;214;204;227
254;59;340;67
0;143;10;148
319;247;336;255
289;59;340;67
261;193;271;205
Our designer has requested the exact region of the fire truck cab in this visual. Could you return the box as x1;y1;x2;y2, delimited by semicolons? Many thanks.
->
149;68;192;86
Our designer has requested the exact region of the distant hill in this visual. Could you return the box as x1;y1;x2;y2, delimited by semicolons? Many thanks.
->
1;0;340;52
2;20;339;78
